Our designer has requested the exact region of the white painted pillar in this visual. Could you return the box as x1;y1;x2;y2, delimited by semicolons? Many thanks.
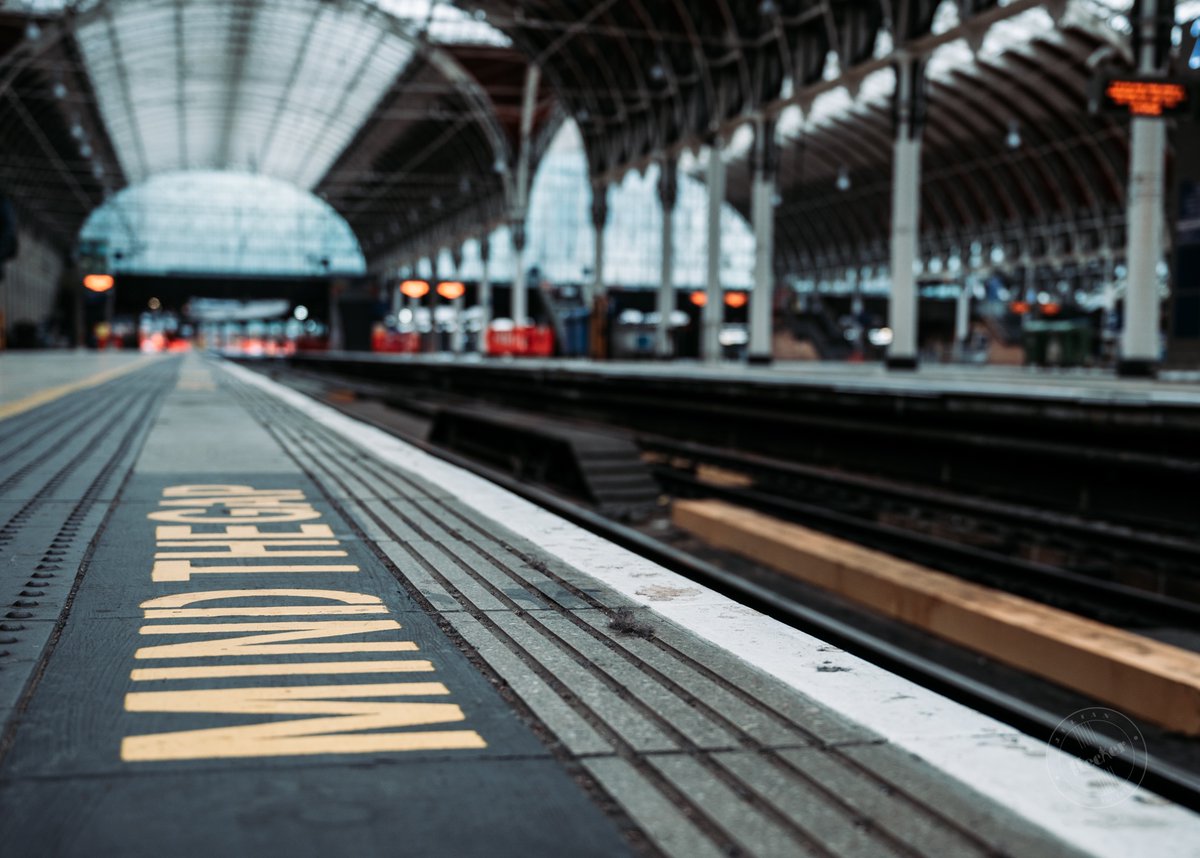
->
429;253;442;353
1118;0;1168;376
589;183;610;360
1119;119;1166;373
509;64;540;328
749;117;777;364
656;158;677;358
511;222;527;325
591;182;608;304
451;247;465;354
703;138;726;363
954;279;972;355
887;57;924;370
478;234;492;351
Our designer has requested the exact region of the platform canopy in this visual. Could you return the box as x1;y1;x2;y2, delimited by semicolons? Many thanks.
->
0;0;555;261
721;1;1144;279
0;0;1197;276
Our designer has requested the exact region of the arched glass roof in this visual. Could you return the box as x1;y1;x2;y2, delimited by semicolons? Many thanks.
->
78;171;366;275
11;0;507;190
436;122;754;290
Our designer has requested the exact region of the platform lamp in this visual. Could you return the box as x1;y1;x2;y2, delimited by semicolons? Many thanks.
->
82;273;115;349
399;279;429;316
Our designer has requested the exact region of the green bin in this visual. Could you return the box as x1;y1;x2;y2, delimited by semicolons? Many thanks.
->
1022;319;1092;367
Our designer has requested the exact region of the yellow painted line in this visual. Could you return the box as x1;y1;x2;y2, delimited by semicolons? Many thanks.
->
0;356;159;423
673;498;1200;736
131;660;436;681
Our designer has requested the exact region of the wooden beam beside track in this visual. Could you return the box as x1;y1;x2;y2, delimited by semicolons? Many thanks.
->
672;498;1200;736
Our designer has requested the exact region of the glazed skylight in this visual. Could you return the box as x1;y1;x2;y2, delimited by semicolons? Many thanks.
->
11;0;507;189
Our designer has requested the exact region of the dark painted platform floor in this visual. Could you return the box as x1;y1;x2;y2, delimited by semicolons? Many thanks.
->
0;354;1095;857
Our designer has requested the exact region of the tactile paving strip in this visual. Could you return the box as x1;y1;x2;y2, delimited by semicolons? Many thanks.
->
226;365;1086;858
0;360;178;722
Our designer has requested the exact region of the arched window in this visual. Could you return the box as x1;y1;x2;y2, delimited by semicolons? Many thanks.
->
78;171;366;276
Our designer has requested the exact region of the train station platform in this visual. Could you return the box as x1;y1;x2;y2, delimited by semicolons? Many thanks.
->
289;352;1200;410
1;351;1198;857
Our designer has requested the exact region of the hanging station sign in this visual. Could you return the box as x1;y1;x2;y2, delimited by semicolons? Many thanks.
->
1092;74;1194;117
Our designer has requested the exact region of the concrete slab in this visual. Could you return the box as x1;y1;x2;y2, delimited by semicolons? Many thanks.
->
136;361;298;475
0;757;628;858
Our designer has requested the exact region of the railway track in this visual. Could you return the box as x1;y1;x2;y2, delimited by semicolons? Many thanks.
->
252;360;1200;812
642;437;1200;631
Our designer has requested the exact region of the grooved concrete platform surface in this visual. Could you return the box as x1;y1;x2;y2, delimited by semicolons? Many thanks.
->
0;352;1193;857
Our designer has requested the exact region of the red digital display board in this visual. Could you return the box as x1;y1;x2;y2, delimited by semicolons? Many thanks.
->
1101;77;1191;117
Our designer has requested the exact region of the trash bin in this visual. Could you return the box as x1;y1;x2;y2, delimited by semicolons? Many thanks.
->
1022;319;1092;367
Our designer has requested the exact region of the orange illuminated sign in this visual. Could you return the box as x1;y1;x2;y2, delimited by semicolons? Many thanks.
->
399;279;430;299
1010;301;1030;315
436;281;466;301
1103;78;1189;117
724;292;748;309
83;273;114;292
689;290;708;307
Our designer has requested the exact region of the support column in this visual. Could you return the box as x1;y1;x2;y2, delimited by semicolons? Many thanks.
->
887;56;926;370
954;278;972;358
403;264;418;322
1110;0;1178;375
426;253;439;353
511;220;528;324
509;63;540;329
703;137;726;364
451;246;465;354
328;281;343;351
589;183;609;360
749;117;778;365
656;157;677;358
478;233;492;352
590;182;608;304
1119;0;1169;375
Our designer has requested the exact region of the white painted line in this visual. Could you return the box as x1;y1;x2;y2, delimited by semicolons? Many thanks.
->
222;358;1200;858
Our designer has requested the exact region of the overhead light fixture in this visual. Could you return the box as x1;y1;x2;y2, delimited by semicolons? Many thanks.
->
436;281;466;301
400;279;430;299
1006;120;1021;150
52;82;67;100
83;273;114;293
25;21;41;42
836;166;850;191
